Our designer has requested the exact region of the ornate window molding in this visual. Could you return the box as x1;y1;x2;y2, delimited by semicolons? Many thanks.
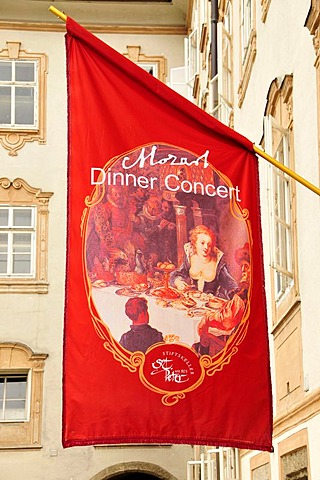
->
238;29;257;107
0;41;47;156
124;45;167;83
250;451;271;480
261;0;272;23
0;178;53;293
278;429;309;480
0;342;48;449
305;0;320;60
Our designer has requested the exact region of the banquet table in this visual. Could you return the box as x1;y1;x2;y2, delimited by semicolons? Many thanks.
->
92;285;204;348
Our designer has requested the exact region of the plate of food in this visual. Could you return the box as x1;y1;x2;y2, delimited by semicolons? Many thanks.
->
131;282;149;293
115;287;141;297
148;286;181;301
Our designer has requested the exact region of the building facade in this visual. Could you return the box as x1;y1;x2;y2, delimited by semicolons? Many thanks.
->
0;0;319;479
184;1;320;479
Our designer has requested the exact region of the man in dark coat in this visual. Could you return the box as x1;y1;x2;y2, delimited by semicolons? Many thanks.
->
119;297;163;353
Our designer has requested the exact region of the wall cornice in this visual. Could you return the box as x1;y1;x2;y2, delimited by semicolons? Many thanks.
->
0;21;187;35
273;387;320;438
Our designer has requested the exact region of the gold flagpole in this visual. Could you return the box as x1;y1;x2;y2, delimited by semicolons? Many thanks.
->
253;145;320;196
48;5;320;196
49;5;67;22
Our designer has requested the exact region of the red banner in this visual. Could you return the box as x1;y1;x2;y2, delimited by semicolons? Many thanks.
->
63;17;273;451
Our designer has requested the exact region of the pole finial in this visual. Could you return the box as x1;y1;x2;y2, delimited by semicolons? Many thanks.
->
49;5;67;22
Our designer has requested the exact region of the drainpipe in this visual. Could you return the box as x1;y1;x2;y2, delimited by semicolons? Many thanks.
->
211;0;218;80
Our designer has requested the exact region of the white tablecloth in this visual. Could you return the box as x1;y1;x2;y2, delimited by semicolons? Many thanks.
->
92;285;202;347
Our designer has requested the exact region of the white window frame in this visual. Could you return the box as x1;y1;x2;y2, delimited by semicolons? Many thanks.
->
0;370;31;423
186;28;199;85
168;66;189;98
0;206;36;277
0;59;39;130
264;115;294;302
187;447;240;480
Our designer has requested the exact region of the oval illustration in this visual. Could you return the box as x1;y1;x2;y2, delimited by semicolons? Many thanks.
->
84;143;252;398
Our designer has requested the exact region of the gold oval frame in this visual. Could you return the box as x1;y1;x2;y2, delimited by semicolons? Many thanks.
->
82;143;253;405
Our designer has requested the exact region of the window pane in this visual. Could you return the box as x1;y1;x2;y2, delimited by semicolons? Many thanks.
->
15;87;35;125
13;208;32;227
0;255;8;273
13;254;31;274
0;86;12;124
0;61;12;81
6;377;27;399
4;402;26;420
12;233;32;274
13;233;32;252
1;375;28;421
0;233;8;273
15;62;35;82
0;232;8;251
0;209;9;227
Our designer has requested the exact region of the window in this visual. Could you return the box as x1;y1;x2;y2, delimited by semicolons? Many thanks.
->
0;178;53;293
0;207;36;277
238;0;256;106
265;117;293;301
0;42;47;156
0;60;37;128
278;430;309;480
0;343;47;449
187;446;240;479
168;66;189;98
0;372;30;422
263;76;303;415
263;75;299;321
